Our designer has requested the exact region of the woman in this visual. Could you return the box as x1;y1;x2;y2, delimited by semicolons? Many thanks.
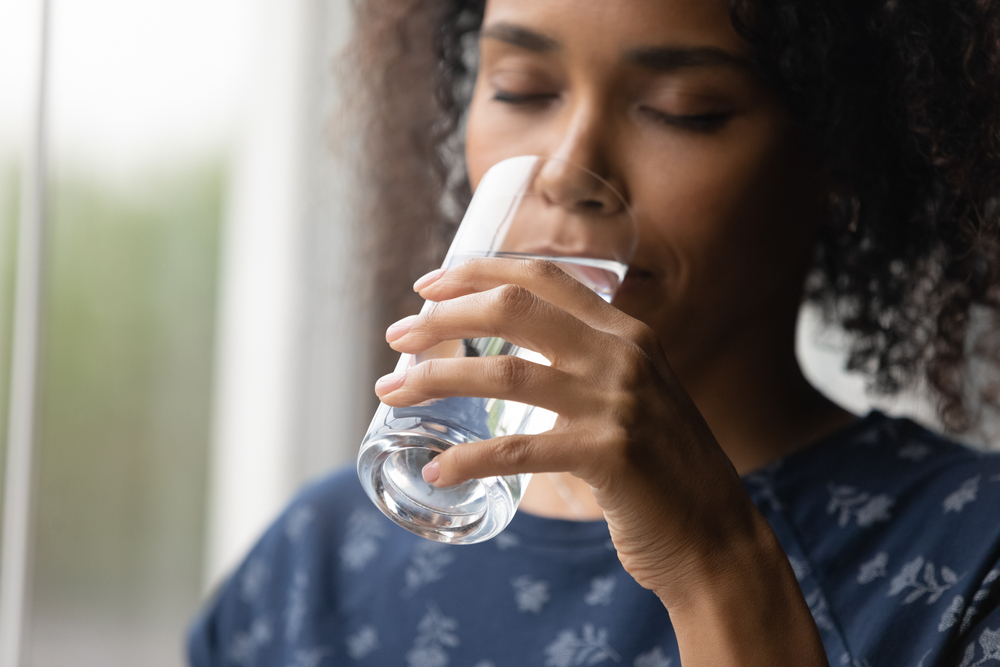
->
188;0;1000;665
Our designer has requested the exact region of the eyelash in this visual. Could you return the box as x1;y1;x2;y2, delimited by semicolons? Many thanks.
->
492;91;731;132
492;90;558;105
641;107;730;132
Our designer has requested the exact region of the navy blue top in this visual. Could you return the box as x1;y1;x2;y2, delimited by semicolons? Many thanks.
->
188;412;1000;667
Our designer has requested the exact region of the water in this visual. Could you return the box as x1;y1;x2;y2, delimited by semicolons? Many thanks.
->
451;252;627;302
358;254;627;543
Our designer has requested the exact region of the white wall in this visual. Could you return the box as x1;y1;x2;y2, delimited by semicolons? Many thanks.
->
204;0;370;589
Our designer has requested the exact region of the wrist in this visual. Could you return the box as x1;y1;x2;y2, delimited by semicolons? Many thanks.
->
657;506;829;667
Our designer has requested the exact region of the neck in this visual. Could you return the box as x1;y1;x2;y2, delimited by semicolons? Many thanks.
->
673;305;855;476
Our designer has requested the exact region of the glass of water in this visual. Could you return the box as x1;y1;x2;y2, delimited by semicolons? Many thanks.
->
357;155;637;544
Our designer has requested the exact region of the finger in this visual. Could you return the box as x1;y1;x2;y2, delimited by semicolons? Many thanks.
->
421;430;599;488
416;257;631;334
389;283;611;366
374;355;597;417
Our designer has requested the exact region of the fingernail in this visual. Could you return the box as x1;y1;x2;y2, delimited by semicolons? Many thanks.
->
386;315;418;342
422;460;440;483
413;268;447;291
375;371;406;393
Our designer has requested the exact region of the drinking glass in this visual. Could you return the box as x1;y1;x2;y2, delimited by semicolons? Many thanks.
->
357;155;637;544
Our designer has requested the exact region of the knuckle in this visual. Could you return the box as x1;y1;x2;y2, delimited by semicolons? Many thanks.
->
526;258;564;282
626;321;660;352
491;437;531;471
491;283;535;319
421;301;445;328
491;355;531;391
609;389;641;427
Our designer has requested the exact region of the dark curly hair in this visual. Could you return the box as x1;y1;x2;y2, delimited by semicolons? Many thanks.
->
342;0;1000;435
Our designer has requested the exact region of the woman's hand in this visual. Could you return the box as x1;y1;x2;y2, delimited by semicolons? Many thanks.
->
375;258;829;666
379;257;745;591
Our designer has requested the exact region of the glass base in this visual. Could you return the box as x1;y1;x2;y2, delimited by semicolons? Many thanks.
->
358;425;525;544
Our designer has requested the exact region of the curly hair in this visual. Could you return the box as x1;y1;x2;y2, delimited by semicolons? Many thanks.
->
342;0;1000;434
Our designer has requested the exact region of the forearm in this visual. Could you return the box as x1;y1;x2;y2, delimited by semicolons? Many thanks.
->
660;510;830;667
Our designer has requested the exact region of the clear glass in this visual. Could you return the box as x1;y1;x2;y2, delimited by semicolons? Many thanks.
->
358;155;637;544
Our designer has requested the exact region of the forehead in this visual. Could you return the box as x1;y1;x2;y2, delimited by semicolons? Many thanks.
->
481;0;748;57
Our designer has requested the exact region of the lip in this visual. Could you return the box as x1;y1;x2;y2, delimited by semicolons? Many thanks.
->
508;244;605;260
615;266;657;299
623;265;655;281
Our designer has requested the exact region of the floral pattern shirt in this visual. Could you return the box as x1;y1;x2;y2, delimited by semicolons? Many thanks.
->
188;412;1000;667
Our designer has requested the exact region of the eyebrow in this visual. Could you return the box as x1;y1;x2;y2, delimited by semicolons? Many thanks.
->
480;23;560;53
480;22;755;73
480;23;559;53
625;46;756;73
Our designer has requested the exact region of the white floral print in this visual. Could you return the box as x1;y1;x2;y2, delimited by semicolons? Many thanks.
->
743;461;784;512
284;648;331;667
941;595;967;631
957;625;1000;667
946;569;1000;634
853;426;881;446
888;556;961;605
944;476;982;513
190;414;1000;667
858;552;889;585
494;532;521;550
228;616;274;666
512;576;551;613
241;557;270;603
285;570;309;641
346;625;378;660
805;588;835;632
585;576;616;606
403;542;456;597
285;504;316;541
898;443;933;462
788;555;812;582
633;646;672;667
544;625;620;666
341;509;388;571
827;484;894;528
839;654;871;667
406;603;459;667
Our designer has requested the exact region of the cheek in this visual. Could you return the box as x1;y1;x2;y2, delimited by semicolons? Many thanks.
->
465;84;569;191
634;120;822;303
464;97;496;190
465;88;532;190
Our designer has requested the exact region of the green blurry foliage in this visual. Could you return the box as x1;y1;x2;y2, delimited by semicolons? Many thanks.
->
27;161;223;620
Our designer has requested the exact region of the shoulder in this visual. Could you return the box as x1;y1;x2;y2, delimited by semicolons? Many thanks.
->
768;411;1000;546
761;411;1000;518
186;465;402;666
745;414;1000;665
828;413;1000;519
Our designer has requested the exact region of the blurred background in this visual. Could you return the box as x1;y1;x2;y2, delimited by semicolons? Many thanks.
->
0;1;372;665
0;1;932;666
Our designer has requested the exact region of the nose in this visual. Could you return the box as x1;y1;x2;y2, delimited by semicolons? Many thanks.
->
535;105;626;216
534;157;625;216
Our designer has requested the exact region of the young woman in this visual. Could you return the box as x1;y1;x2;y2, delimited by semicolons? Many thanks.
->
188;0;1000;665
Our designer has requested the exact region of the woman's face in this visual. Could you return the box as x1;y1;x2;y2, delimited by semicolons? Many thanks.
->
465;0;828;375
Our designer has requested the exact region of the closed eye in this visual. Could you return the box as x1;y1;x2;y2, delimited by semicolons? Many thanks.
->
641;107;731;132
492;90;559;106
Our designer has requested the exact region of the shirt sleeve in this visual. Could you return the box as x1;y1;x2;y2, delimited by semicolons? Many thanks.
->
185;531;286;667
185;470;355;667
